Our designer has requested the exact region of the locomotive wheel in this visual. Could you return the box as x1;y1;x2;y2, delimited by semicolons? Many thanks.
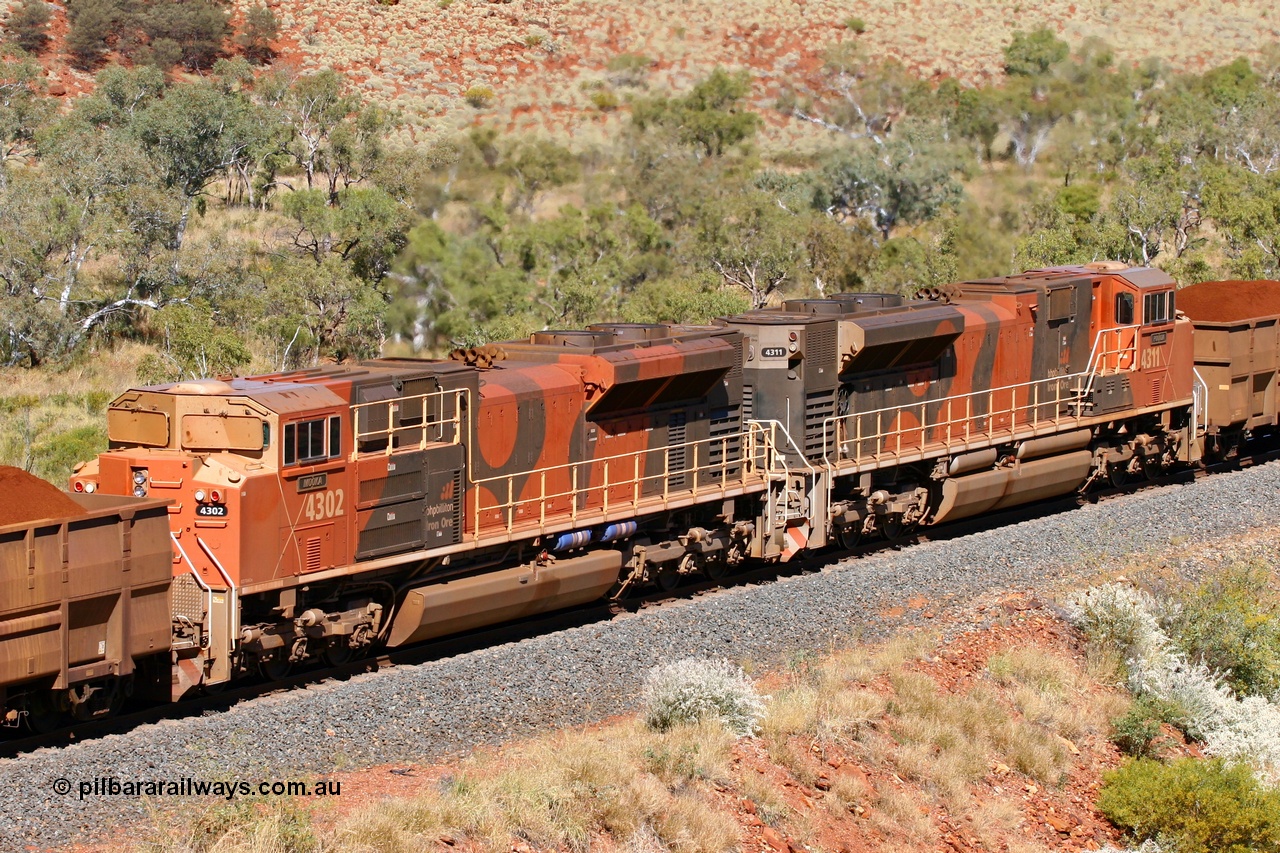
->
881;516;906;543
655;568;680;592
258;655;293;681
703;558;727;582
1141;455;1163;481
323;641;355;667
836;524;862;550
1107;461;1130;489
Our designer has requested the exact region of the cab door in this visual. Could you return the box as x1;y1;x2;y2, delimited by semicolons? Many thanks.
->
279;413;350;574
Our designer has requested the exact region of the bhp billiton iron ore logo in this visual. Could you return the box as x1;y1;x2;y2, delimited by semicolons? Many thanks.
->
439;478;456;502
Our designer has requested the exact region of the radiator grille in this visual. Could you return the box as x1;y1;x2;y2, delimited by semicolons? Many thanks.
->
667;411;688;492
742;384;754;421
726;337;744;381
804;388;836;459
807;324;838;380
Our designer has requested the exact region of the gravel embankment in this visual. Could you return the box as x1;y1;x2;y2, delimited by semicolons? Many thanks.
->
5;461;1280;848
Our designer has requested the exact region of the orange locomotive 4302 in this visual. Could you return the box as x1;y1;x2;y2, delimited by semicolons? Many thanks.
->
2;263;1274;727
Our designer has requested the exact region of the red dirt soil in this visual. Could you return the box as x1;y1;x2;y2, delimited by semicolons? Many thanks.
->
0;466;85;525
1177;279;1280;323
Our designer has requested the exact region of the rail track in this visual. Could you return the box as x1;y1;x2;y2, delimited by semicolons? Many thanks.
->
6;440;1272;759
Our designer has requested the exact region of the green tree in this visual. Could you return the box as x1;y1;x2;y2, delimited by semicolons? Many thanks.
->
1003;28;1069;77
65;0;119;70
1203;163;1280;279
785;45;914;144
5;0;52;54
281;186;409;283
0;50;51;181
269;70;360;195
696;188;809;308
130;79;255;250
260;255;386;364
502;137;581;214
137;300;252;381
817;128;966;240
236;4;279;64
632;68;761;158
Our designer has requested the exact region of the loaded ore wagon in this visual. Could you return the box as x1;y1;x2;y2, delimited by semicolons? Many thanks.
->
0;467;171;729
1178;279;1280;450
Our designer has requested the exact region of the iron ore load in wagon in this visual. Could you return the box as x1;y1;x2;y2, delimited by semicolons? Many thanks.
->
1177;279;1280;323
0;466;86;526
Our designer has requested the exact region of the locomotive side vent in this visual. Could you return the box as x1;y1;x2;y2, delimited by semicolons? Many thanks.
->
726;338;744;381
305;537;322;572
804;388;837;459
449;469;463;534
709;403;743;479
807;325;838;383
667;411;688;491
1149;376;1164;407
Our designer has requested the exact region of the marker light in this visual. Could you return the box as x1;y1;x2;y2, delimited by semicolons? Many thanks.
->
73;481;84;492
193;489;206;503
209;489;223;503
84;481;96;494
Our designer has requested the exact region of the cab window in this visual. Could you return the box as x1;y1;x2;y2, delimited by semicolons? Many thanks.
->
1115;292;1134;325
1143;290;1173;325
282;416;342;466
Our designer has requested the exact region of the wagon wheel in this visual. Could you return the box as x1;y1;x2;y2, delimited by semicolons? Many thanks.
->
25;692;67;734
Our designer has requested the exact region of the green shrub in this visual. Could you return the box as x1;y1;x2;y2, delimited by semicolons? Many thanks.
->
1110;696;1183;758
1099;758;1280;853
30;425;107;483
464;85;495;108
589;88;620;111
844;16;867;33
1163;564;1280;699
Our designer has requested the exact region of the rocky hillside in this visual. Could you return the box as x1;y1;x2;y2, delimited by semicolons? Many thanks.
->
16;0;1280;146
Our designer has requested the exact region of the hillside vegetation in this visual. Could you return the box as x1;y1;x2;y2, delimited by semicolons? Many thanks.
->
4;5;1280;481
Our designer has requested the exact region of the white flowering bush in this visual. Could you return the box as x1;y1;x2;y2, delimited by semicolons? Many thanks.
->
641;658;766;737
1066;583;1280;786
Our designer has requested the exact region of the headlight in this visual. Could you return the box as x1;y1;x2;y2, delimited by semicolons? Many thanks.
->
133;485;147;497
132;470;148;486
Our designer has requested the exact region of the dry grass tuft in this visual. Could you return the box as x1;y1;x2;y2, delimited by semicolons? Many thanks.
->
334;719;739;853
